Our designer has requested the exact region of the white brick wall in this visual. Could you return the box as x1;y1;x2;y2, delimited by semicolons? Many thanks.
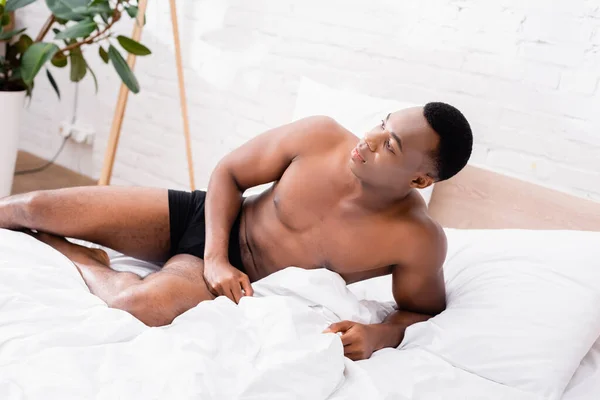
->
16;0;600;201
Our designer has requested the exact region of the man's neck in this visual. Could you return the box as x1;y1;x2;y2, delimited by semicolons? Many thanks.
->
345;177;413;213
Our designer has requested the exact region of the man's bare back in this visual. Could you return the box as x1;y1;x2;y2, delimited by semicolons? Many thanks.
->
0;102;472;360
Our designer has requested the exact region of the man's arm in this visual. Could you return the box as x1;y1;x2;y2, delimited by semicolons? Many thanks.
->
325;222;447;360
372;259;446;350
203;116;342;303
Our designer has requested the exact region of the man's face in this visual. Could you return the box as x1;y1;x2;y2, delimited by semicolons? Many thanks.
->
349;107;439;191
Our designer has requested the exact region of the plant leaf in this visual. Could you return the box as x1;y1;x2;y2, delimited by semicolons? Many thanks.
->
125;5;137;18
51;51;67;67
125;5;145;26
69;48;86;82
15;33;32;53
46;68;60;99
45;0;89;21
0;12;10;26
20;42;59;86
108;45;139;94
0;27;25;40
117;35;151;56
94;0;111;24
75;0;111;16
25;81;33;99
85;59;98;94
54;17;96;39
89;0;109;7
5;0;37;12
86;5;110;15
98;45;108;64
52;27;70;45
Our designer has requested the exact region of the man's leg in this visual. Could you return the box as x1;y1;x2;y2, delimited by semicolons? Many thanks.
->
32;232;214;327
1;186;171;263
109;254;216;326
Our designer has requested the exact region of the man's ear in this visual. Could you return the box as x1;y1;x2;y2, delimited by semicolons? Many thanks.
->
410;174;435;190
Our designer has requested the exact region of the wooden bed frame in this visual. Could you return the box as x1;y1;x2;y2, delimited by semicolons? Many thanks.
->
428;165;600;232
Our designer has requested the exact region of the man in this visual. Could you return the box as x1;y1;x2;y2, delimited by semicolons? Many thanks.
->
0;102;472;361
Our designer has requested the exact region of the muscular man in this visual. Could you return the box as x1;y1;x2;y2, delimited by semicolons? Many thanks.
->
0;102;472;361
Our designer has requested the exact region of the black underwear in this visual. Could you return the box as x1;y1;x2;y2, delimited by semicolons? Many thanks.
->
167;189;245;273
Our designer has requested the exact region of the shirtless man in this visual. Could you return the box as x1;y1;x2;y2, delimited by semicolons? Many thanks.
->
0;102;472;361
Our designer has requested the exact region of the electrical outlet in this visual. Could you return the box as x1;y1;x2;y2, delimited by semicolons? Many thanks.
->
59;121;95;145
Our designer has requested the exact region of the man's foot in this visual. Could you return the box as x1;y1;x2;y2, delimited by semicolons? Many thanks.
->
26;230;110;267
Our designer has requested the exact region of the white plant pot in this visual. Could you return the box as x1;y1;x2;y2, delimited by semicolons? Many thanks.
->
0;90;25;198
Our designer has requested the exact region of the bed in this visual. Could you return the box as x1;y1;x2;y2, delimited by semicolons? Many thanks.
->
4;69;600;397
1;164;599;400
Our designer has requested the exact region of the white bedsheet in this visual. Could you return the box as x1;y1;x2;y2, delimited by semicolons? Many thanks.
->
86;237;600;400
0;230;542;399
563;336;600;400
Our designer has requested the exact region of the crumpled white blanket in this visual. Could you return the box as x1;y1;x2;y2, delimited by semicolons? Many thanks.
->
0;230;394;400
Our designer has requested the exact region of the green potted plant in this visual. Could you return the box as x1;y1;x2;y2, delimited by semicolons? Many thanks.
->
0;0;151;197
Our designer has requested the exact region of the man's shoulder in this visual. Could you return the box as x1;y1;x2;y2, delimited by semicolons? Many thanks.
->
401;212;445;248
282;116;354;161
297;115;343;129
390;202;447;268
293;115;355;144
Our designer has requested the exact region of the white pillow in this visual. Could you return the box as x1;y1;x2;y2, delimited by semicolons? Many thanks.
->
350;228;600;399
292;77;434;206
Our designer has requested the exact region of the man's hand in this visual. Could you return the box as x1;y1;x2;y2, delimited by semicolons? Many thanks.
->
323;321;384;361
203;259;254;304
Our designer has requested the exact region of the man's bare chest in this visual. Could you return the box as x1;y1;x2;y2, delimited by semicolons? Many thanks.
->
270;183;400;275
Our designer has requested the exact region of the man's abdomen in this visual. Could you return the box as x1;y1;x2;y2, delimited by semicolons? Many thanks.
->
240;192;321;281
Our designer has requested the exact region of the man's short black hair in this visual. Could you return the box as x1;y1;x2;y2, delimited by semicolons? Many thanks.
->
423;102;473;181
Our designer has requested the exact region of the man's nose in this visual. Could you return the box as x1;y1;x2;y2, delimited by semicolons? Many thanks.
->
364;131;385;151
